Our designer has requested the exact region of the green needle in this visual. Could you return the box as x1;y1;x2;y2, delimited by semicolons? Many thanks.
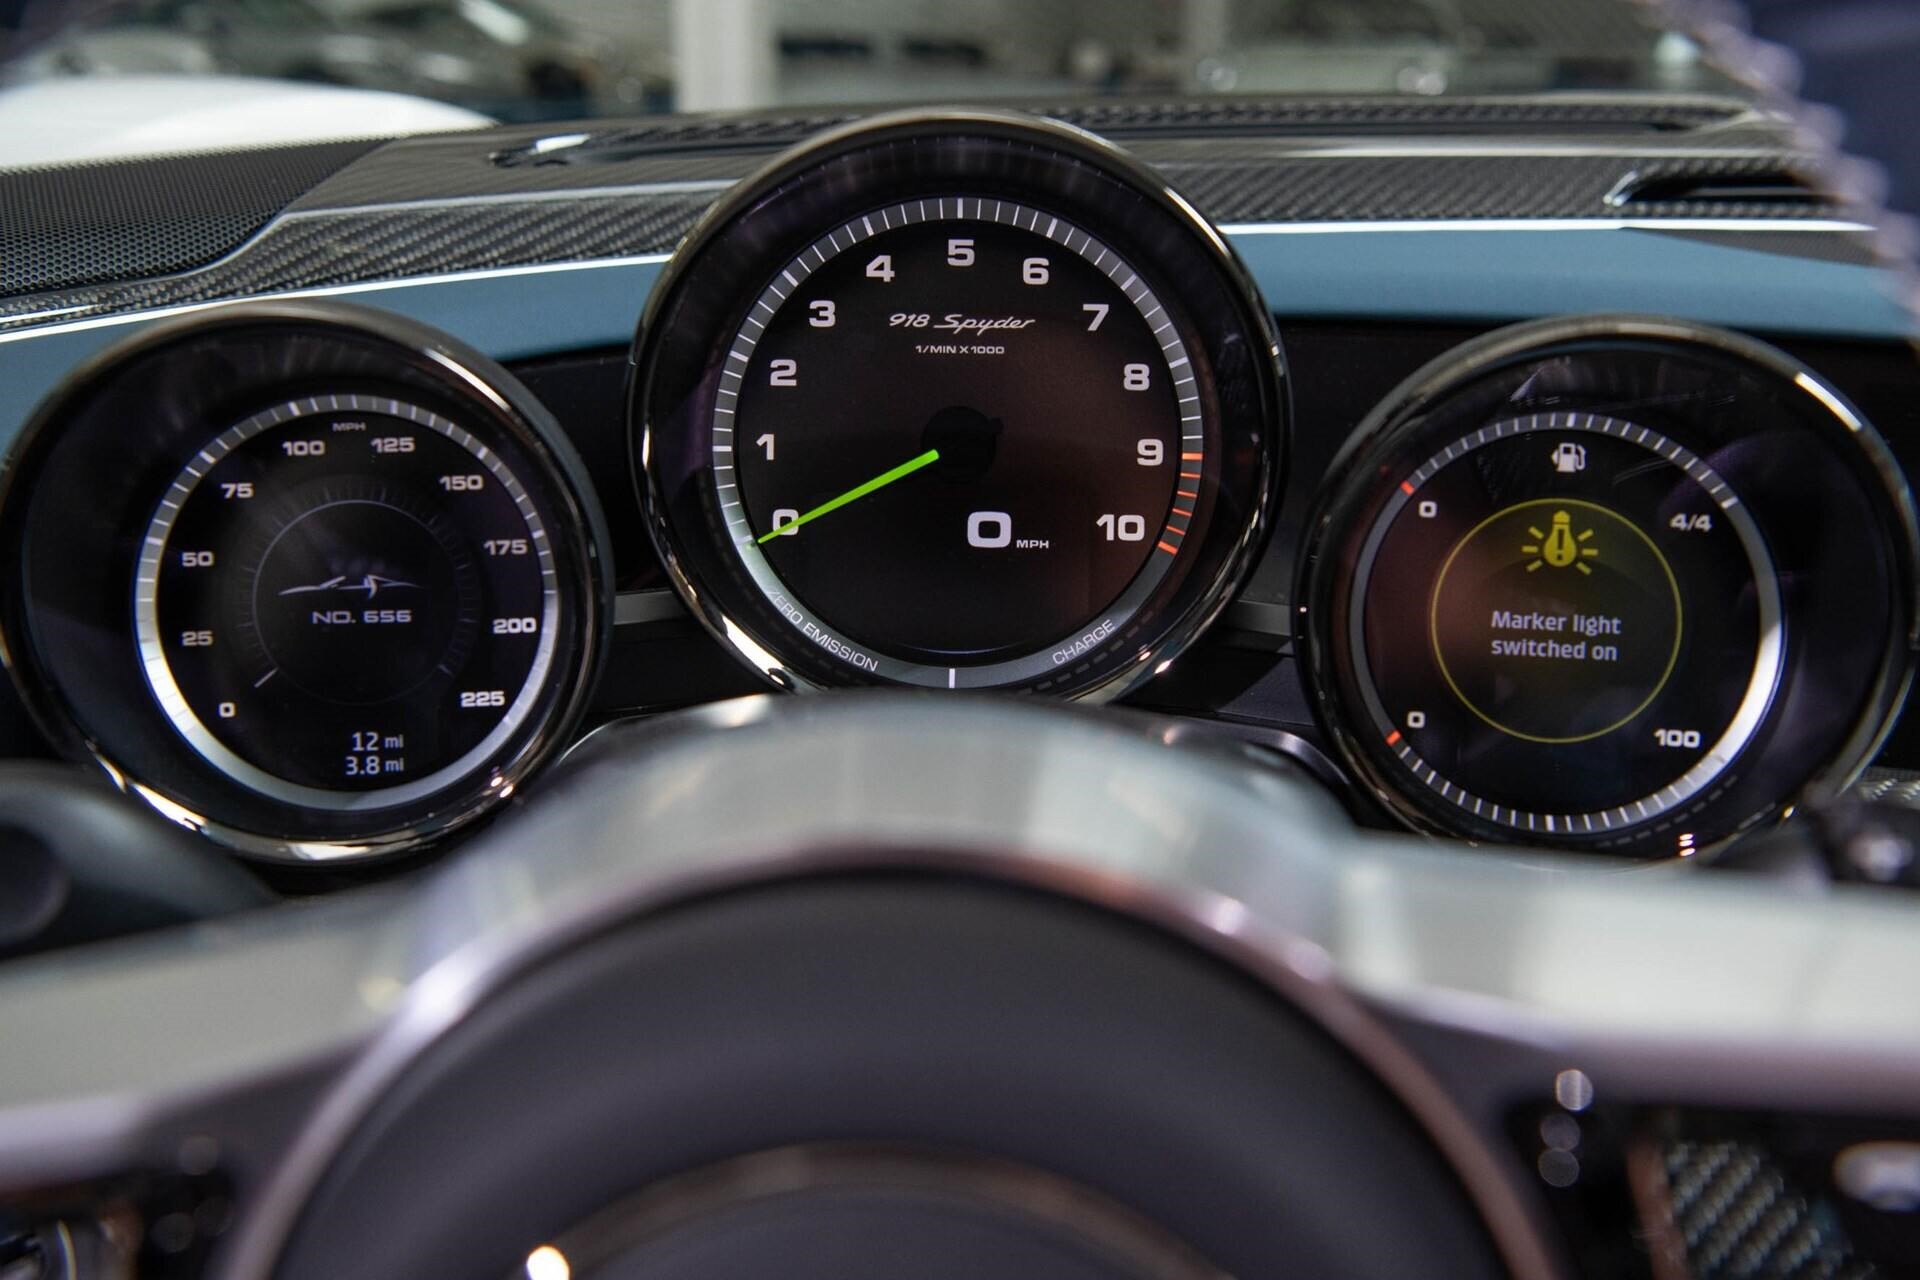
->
757;447;941;544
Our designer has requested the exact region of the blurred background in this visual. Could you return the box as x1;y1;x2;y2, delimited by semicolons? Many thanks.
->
0;0;1914;211
0;0;1729;120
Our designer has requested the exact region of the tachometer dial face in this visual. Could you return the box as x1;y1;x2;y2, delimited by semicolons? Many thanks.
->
1352;413;1780;836
136;395;559;809
634;112;1281;700
723;199;1199;685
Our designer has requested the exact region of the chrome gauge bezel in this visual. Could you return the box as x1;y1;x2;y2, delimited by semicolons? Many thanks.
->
1346;411;1784;838
631;109;1283;699
1299;314;1920;858
132;393;565;813
0;302;611;863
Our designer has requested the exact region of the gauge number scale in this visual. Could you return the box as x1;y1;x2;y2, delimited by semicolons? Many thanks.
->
1350;412;1782;835
135;394;559;810
718;196;1204;688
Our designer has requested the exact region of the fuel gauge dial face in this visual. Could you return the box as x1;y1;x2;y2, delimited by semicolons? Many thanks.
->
1350;413;1781;837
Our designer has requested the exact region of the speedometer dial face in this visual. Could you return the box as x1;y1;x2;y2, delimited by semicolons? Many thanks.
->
136;395;558;808
1352;413;1781;836
0;304;606;861
634;112;1281;699
723;199;1197;685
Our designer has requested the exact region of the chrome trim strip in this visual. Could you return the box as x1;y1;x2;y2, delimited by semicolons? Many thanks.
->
276;179;741;221
1219;217;1870;235
0;254;673;342
1229;143;1796;159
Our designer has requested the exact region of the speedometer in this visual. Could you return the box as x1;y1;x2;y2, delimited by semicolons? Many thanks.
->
136;394;559;808
634;111;1280;698
0;303;608;861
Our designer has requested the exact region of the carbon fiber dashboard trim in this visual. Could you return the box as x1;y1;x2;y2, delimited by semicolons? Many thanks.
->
286;128;1820;213
297;94;1766;208
0;140;1860;331
0;193;714;328
1662;1139;1874;1279
1849;767;1920;807
1161;149;1834;224
484;94;1757;161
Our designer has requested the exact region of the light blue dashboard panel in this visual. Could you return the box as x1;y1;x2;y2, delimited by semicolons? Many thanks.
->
0;225;1909;460
1226;226;1913;340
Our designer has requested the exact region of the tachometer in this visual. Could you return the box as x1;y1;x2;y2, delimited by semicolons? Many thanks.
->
1301;316;1917;857
634;111;1280;697
726;199;1199;684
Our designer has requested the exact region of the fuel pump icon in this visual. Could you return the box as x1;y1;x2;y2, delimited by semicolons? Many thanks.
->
1550;442;1587;474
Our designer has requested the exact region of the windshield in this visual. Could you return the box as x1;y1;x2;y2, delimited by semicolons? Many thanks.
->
0;0;1732;153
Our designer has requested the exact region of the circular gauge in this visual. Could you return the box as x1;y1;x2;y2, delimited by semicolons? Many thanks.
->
135;394;561;809
1352;412;1780;836
726;198;1199;684
1302;316;1918;857
635;111;1280;697
0;303;608;862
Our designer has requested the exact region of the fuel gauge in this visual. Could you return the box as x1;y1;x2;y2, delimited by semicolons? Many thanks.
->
1300;315;1917;856
1349;412;1780;837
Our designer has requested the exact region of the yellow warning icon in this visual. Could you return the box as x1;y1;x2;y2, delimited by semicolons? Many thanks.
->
1522;510;1599;574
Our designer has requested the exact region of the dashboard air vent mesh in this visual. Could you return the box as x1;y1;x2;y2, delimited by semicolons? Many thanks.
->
1609;158;1827;213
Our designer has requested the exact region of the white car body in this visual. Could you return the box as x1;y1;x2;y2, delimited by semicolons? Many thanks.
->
0;74;489;168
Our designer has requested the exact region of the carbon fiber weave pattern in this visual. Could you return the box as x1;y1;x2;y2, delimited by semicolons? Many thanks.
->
298;94;1768;209
0;92;1754;291
1665;1140;1875;1280
0;193;715;327
480;95;1748;168
1158;149;1831;224
0;137;1846;330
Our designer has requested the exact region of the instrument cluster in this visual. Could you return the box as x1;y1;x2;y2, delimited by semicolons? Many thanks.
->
0;110;1914;866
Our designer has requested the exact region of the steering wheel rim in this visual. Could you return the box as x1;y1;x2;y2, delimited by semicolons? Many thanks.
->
207;694;1573;1278
8;695;1920;1279
267;872;1507;1279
